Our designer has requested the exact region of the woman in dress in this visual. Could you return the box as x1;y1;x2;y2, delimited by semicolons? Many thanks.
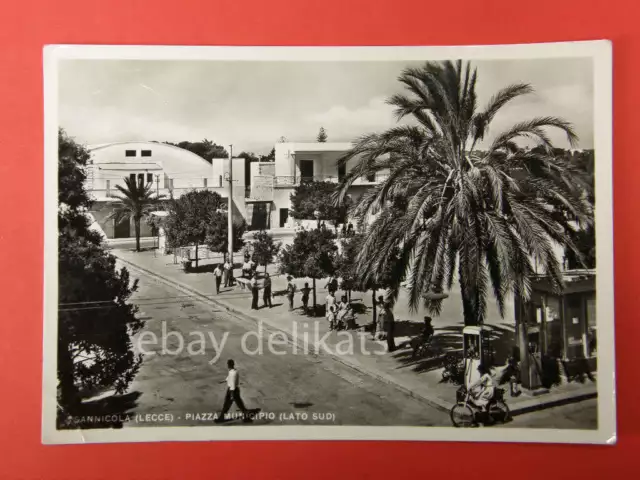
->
374;303;386;341
469;364;495;411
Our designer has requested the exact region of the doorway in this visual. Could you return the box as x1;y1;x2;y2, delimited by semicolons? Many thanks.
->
299;159;314;182
279;208;289;228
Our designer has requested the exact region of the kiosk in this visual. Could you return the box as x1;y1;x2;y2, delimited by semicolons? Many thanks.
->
462;325;492;389
514;270;596;390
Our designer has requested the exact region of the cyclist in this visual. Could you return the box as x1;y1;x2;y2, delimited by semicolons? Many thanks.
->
469;364;495;411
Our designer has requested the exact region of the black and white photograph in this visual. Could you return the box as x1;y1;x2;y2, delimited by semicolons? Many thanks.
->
43;42;614;444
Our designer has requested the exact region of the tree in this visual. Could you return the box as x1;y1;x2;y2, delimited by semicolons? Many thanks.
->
278;228;338;312
238;151;259;189
108;177;164;252
165;190;222;268
164;139;228;163
58;129;143;425
317;127;328;143
165;190;246;267
259;148;276;162
335;60;593;326
204;212;247;257
336;233;401;321
251;231;282;273
290;181;350;228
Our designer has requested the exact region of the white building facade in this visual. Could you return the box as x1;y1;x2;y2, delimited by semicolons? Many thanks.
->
85;141;245;238
245;142;389;229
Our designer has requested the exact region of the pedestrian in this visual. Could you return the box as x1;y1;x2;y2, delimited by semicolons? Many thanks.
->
327;305;337;330
250;275;259;310
223;258;232;287
383;302;396;352
242;258;252;279
300;282;311;314
263;273;273;308
325;290;336;321
372;295;385;336
374;305;386;341
286;276;296;311
213;263;223;294
215;359;251;423
324;276;337;295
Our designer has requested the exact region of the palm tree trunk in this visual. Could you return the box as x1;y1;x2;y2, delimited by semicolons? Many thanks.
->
459;275;478;326
135;217;141;252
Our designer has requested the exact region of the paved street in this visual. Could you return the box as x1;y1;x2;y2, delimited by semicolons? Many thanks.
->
108;248;599;430
123;264;451;427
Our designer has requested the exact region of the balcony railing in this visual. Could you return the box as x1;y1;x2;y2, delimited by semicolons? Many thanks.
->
273;173;389;187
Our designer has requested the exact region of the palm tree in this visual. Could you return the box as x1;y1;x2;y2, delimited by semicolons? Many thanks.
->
108;176;165;252
335;60;593;326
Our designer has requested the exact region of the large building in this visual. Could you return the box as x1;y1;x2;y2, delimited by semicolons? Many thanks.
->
245;142;389;229
85;141;245;238
84;140;388;238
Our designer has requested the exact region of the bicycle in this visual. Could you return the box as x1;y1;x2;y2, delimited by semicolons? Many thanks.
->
450;386;511;427
411;335;435;359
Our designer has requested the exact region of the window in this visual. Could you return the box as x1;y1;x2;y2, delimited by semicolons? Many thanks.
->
129;173;136;183
137;173;145;185
366;172;376;182
147;173;153;184
141;150;152;157
203;178;208;188
125;150;136;157
338;164;346;181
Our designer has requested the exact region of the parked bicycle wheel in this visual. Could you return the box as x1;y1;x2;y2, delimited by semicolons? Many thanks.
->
450;403;475;427
489;400;511;424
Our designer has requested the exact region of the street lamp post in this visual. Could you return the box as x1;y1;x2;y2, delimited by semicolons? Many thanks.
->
228;145;234;268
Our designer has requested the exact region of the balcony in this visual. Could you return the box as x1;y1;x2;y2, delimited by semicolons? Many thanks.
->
273;173;389;187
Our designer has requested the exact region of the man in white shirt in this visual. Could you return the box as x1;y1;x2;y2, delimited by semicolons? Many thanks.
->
223;260;232;287
216;359;251;422
213;264;223;294
325;291;336;319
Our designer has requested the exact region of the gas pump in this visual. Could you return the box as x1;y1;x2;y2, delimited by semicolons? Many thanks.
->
462;326;489;389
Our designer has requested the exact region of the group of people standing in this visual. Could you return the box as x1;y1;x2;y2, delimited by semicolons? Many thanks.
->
325;291;356;330
213;256;273;310
213;259;234;294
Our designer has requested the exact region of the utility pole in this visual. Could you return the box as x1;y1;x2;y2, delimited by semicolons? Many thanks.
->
228;145;234;267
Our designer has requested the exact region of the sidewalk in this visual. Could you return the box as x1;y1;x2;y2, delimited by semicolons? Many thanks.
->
113;248;597;415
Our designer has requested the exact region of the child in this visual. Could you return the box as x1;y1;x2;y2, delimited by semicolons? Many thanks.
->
300;282;311;314
327;305;337;330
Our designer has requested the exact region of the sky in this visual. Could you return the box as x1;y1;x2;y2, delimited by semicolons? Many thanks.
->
58;57;594;155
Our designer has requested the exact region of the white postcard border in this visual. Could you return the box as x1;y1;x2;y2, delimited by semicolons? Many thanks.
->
42;41;615;445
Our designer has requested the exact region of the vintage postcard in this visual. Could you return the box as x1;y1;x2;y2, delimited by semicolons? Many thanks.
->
43;41;615;444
